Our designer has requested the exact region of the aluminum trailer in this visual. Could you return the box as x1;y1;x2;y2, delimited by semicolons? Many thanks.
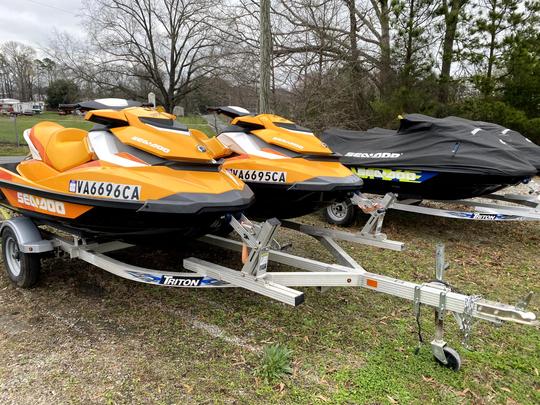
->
326;186;540;224
0;208;537;372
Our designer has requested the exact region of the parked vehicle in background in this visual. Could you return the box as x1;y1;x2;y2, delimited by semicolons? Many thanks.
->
32;102;45;114
0;99;44;115
12;102;36;115
0;98;20;115
58;103;78;115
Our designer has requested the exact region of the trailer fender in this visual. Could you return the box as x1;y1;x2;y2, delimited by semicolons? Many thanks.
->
0;217;54;253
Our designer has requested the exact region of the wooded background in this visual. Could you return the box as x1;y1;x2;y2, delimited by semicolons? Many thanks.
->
1;0;539;142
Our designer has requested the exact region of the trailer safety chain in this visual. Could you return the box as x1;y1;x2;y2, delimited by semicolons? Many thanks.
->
461;294;482;349
413;285;424;354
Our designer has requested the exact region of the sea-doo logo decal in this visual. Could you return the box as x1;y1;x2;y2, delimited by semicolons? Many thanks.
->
345;152;403;158
272;137;304;150
131;136;170;153
160;276;203;286
70;180;141;200
227;169;287;183
352;167;436;183
16;192;66;214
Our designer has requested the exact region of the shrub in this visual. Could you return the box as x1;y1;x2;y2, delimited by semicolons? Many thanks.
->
255;344;293;383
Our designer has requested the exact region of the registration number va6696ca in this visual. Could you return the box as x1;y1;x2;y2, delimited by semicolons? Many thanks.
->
69;180;141;200
227;169;287;183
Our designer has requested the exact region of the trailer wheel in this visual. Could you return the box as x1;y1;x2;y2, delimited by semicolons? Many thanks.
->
325;200;356;226
434;346;461;372
1;228;40;288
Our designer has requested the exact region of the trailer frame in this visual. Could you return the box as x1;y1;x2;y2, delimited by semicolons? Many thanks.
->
0;209;537;371
327;188;540;224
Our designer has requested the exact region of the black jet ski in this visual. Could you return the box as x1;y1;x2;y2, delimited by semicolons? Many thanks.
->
320;114;538;200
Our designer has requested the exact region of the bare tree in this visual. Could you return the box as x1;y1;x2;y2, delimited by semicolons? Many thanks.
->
259;0;272;112
0;52;15;98
1;42;36;100
75;0;219;112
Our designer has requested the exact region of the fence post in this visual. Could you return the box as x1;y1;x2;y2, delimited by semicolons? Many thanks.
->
10;114;19;147
15;115;18;147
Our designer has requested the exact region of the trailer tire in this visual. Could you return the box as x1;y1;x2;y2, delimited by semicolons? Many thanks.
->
434;346;461;372
325;200;356;226
1;228;40;288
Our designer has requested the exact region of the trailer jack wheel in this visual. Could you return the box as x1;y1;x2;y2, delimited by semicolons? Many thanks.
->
1;228;41;288
434;346;461;372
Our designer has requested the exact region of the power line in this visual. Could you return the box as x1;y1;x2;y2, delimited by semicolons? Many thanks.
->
20;0;78;16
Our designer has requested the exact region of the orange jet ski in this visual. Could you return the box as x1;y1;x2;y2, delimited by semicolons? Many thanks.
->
0;100;253;241
206;106;363;219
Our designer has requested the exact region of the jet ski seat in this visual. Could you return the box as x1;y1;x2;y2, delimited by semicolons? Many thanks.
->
28;121;93;172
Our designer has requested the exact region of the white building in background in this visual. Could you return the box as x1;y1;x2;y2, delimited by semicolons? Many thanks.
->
0;99;44;115
0;98;20;115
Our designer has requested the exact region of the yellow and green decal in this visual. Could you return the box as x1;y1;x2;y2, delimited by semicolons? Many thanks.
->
351;167;437;183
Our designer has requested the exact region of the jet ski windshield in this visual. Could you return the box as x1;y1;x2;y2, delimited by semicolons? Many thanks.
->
139;117;189;132
273;122;313;133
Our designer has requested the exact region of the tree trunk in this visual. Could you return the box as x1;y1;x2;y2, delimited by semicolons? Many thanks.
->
379;0;392;98
346;0;361;117
404;0;415;78
439;0;463;103
259;0;272;113
484;1;498;96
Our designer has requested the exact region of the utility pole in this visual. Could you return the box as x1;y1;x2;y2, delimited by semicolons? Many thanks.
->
259;0;272;113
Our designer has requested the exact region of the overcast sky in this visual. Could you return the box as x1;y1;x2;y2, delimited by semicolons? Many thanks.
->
0;0;85;51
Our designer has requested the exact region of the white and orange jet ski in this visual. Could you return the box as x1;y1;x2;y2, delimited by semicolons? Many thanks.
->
206;106;364;219
0;100;253;240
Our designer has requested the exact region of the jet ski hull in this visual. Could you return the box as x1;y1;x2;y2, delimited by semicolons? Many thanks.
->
349;167;529;200
243;177;360;219
0;165;253;242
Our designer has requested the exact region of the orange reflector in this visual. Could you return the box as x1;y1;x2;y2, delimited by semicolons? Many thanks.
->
366;279;378;288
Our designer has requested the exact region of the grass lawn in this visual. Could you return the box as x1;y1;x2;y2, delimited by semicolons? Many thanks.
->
0;141;537;404
0;111;215;145
0;112;92;144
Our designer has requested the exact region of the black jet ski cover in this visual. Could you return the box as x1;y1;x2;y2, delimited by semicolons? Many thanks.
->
446;116;540;172
321;114;537;176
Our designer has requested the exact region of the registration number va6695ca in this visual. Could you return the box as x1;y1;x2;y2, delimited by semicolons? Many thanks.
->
69;180;141;200
227;169;287;183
